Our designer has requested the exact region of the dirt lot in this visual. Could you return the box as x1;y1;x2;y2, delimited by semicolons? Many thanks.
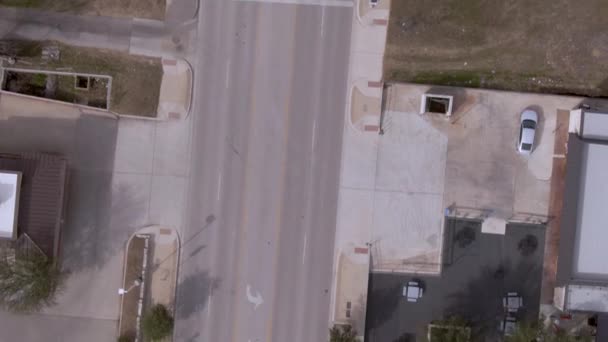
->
385;0;608;97
6;40;163;116
0;0;165;20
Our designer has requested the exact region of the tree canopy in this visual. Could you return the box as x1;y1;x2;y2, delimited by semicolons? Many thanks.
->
0;250;62;312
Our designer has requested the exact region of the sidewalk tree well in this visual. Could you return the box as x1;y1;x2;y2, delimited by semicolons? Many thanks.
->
142;304;174;341
0;248;63;312
329;324;358;342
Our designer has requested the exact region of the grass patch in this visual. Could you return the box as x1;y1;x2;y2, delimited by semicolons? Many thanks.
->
0;0;165;20
385;0;608;97
6;40;162;116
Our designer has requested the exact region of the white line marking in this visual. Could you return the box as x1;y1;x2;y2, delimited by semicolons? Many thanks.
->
311;119;317;152
236;0;353;7
246;284;264;310
224;60;231;89
206;295;213;319
302;233;308;264
217;172;223;201
320;7;326;37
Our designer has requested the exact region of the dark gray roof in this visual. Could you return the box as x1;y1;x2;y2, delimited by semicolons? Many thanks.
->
556;135;583;285
0;153;67;259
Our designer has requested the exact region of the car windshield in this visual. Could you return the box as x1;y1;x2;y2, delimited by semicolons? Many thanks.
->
522;119;536;129
521;143;532;151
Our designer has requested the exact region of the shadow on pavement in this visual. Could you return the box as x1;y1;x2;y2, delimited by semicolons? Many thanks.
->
0;115;121;272
175;271;220;320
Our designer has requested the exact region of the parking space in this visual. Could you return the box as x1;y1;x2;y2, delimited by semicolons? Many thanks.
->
365;218;546;341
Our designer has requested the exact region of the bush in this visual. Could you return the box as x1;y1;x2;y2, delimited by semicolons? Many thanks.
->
141;304;174;341
117;334;135;342
0;250;63;312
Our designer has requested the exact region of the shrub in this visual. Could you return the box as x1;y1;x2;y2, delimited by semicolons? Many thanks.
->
141;304;174;341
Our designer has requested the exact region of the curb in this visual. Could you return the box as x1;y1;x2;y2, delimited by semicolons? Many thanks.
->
117;226;181;340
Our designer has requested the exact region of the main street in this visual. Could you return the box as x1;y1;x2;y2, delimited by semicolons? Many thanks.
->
176;0;353;341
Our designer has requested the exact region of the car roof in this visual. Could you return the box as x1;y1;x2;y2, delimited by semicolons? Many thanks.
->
521;109;538;122
521;127;535;144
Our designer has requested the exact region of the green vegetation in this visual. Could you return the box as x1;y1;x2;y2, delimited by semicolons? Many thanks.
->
507;320;593;342
0;250;63;313
5;40;162;116
428;317;471;342
117;333;135;342
329;324;358;342
141;304;174;341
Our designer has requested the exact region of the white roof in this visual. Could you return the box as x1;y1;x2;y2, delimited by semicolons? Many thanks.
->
0;171;21;239
566;284;608;312
582;112;608;141
573;143;608;276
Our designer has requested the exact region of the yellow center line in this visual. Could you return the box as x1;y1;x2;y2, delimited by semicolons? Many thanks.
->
229;4;263;342
265;6;298;342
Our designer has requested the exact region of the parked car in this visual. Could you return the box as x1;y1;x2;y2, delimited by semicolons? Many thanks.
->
517;109;538;155
369;0;378;7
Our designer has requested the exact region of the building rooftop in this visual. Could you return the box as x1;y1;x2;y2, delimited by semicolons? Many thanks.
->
0;153;67;259
0;171;21;239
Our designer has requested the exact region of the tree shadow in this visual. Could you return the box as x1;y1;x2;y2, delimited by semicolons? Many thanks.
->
175;271;221;320
365;281;403;332
444;259;543;341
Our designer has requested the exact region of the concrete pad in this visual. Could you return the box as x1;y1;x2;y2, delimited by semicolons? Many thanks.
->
0;311;116;342
149;175;186;229
376;111;447;194
109;173;153;230
339;126;379;190
335;188;374;254
371;191;443;273
0;92;83;120
153;118;191;177
113;119;156;174
351;86;381;125
158;59;193;120
43;253;124;321
386;83;582;220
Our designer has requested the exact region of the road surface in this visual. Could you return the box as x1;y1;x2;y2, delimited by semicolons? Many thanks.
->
175;0;353;342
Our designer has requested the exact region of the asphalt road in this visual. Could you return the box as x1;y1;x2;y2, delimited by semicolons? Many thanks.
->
175;1;353;342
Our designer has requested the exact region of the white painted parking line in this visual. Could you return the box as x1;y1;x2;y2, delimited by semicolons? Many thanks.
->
236;0;353;7
302;232;308;264
217;172;223;201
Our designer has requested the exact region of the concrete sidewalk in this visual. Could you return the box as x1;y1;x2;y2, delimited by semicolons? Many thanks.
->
330;0;390;338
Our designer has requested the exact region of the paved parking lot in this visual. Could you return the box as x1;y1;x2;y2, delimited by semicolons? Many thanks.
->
372;84;583;272
365;218;546;342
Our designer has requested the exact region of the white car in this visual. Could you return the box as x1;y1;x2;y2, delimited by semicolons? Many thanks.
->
517;109;538;155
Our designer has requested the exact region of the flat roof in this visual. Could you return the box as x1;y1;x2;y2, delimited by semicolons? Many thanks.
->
566;284;608;312
573;142;608;277
582;111;608;141
0;171;21;239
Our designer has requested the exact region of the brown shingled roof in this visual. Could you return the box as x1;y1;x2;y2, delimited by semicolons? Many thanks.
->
0;153;68;259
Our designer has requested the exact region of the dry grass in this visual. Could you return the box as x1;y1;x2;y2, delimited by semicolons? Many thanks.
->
385;0;608;97
8;40;163;116
0;0;165;20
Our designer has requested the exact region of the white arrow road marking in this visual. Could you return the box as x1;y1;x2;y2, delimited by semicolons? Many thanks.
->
246;284;264;310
